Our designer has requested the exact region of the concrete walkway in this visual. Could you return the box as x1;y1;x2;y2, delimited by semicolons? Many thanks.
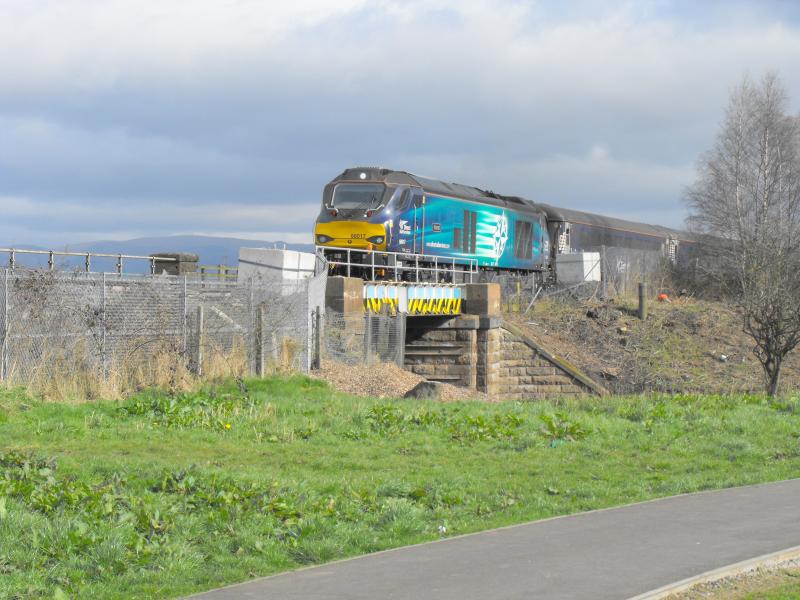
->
190;479;800;600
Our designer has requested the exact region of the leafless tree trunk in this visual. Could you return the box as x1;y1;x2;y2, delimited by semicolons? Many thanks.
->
686;73;800;396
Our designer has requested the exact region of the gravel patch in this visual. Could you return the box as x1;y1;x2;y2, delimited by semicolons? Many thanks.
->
312;360;490;402
665;557;800;599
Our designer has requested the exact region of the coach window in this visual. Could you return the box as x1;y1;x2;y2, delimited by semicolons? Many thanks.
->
514;221;533;259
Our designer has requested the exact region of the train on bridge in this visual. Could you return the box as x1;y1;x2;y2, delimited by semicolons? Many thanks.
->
314;167;695;283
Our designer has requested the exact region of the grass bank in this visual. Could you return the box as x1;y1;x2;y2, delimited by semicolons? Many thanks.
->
2;378;800;598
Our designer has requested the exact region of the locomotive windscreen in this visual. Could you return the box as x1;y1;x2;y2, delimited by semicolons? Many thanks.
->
331;183;385;209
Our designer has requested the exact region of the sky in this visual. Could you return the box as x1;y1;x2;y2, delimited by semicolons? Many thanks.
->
2;0;800;247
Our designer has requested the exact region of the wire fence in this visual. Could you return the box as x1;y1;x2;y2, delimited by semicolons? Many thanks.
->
494;246;676;313
0;268;326;398
317;311;405;367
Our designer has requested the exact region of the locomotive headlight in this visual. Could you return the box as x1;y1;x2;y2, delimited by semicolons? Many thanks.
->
367;235;384;244
316;234;333;243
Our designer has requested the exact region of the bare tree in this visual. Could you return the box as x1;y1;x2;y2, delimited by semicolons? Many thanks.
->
686;73;800;396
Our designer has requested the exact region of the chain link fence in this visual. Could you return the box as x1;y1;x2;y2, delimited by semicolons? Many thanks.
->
0;268;326;398
317;311;405;367
494;246;676;314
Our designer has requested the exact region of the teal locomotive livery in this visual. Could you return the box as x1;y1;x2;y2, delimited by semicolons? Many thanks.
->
314;166;695;281
314;167;550;276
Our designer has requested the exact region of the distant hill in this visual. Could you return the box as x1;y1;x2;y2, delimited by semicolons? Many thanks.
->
2;235;314;273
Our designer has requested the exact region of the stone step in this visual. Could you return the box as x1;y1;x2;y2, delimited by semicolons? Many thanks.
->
404;342;463;349
425;375;464;382
404;348;463;357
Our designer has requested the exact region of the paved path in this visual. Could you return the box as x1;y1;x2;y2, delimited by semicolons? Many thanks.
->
190;479;800;600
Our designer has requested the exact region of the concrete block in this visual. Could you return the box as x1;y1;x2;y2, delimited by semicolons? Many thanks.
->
238;248;316;283
153;252;199;275
463;283;501;316
555;252;601;284
326;277;364;315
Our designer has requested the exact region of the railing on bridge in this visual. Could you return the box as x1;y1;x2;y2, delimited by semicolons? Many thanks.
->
0;248;176;275
316;246;478;283
198;264;238;281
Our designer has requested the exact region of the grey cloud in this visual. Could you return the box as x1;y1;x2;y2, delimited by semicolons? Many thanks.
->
1;1;800;246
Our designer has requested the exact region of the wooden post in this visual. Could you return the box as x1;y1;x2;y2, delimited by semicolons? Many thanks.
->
192;305;204;376
638;282;648;321
254;303;266;376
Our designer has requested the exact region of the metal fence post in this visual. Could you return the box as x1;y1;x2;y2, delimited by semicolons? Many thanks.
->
101;272;107;380
182;275;188;353
311;307;321;370
1;269;7;381
363;313;373;365
600;245;608;298
396;312;406;367
254;302;266;376
192;305;204;376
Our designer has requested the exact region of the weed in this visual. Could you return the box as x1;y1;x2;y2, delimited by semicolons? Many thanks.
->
538;412;589;442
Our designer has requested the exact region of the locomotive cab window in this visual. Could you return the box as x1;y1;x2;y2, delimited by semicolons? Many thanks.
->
331;183;385;210
395;188;412;212
514;221;533;259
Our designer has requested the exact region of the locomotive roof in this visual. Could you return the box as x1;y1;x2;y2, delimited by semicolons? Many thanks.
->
334;167;541;214
334;167;694;241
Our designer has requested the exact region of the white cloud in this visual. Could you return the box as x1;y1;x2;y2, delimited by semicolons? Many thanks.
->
0;1;368;90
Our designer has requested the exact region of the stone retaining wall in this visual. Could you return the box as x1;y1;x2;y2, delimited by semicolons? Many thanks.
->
403;315;601;399
494;330;592;399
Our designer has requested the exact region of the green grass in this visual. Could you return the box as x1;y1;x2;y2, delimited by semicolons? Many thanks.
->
674;568;800;599
2;378;800;599
746;579;800;599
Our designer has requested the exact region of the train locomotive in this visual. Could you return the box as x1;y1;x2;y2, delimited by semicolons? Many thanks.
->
314;167;694;282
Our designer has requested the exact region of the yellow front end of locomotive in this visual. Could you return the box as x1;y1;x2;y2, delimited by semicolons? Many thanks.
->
314;221;388;251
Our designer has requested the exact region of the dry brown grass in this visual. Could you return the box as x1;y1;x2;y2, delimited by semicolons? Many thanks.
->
508;295;800;395
3;336;256;402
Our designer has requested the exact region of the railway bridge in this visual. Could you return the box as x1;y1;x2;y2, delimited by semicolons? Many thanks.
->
324;277;607;399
